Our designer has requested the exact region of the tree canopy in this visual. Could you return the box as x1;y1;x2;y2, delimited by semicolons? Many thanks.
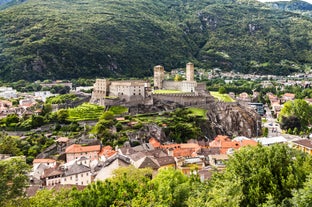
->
0;157;30;206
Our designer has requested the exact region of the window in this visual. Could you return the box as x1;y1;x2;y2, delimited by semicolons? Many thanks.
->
70;176;72;180
81;173;83;177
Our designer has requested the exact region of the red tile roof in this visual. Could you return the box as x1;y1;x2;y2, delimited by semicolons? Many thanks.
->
98;146;116;158
149;138;161;148
33;159;56;164
173;148;196;157
210;135;257;154
65;144;101;154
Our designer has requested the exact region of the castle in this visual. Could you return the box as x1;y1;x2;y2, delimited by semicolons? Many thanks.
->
90;63;214;107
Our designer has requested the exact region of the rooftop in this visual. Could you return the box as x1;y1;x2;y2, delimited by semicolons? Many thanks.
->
33;159;56;164
65;144;101;154
292;139;312;149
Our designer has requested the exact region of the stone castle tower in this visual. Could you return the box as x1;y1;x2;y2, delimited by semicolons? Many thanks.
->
154;65;165;89
186;62;194;81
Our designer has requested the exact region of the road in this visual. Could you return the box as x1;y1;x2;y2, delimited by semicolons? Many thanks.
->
262;105;302;142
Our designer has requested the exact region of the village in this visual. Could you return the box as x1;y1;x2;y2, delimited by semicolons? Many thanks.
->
1;64;312;197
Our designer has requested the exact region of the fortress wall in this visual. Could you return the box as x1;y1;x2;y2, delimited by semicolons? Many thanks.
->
153;94;212;106
162;81;182;90
196;83;206;91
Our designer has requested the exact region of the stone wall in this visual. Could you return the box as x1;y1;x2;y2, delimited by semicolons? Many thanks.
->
162;81;181;90
153;93;214;106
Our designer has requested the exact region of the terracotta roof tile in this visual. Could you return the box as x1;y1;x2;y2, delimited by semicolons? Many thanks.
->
65;144;101;154
98;146;116;158
149;138;161;148
173;148;195;157
33;159;56;164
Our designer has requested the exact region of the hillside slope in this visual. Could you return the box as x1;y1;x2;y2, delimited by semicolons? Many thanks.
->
0;0;312;81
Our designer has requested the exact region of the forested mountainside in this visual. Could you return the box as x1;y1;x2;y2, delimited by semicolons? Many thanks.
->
0;0;24;10
265;0;312;17
0;0;312;81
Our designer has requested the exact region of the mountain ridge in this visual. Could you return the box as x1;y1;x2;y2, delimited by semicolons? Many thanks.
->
0;0;312;81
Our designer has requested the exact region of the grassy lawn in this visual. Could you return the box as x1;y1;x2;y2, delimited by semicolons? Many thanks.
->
153;89;184;94
210;91;235;102
108;106;128;115
187;107;207;118
67;103;104;121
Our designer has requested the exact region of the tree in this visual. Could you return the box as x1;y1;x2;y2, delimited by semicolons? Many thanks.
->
218;86;227;94
149;167;191;207
291;174;312;207
74;166;152;207
99;111;114;120
56;109;69;124
174;74;183;81
0;157;30;206
207;144;312;206
278;99;312;130
280;116;301;131
4;114;19;127
0;133;21;155
29;189;75;207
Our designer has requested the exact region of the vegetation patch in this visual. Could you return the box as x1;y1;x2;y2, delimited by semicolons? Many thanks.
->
46;94;79;104
67;103;104;121
187;107;207;118
210;91;235;102
108;106;128;115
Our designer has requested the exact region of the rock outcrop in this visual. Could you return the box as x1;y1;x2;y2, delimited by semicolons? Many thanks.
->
204;102;261;138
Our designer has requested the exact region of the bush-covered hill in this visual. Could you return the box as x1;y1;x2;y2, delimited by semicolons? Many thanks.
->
0;0;312;81
265;0;312;17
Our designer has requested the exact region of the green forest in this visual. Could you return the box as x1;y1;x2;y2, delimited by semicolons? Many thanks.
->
0;0;312;81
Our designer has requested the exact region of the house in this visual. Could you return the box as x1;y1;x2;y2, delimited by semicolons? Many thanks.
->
32;159;57;181
34;91;54;102
33;158;57;170
209;135;257;154
208;154;229;169
65;144;101;162
94;154;131;181
291;139;312;155
271;101;282;117
198;169;214;182
56;137;70;152
161;143;201;158
254;136;287;146
133;156;160;173
19;98;36;108
61;161;91;186
42;167;63;186
0;87;17;99
98;146;117;161
281;93;295;103
176;157;205;175
237;92;251;102
155;156;176;169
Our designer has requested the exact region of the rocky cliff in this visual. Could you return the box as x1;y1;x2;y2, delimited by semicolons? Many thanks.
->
204;102;262;138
